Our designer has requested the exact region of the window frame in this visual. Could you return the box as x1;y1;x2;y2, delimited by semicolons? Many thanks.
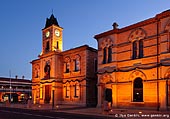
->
102;47;107;64
74;83;80;98
108;46;112;63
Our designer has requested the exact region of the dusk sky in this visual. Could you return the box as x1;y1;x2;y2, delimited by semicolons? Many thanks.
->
0;0;170;79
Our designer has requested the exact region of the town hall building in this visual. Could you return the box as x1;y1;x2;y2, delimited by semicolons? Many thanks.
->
94;10;170;110
31;10;170;110
31;14;97;107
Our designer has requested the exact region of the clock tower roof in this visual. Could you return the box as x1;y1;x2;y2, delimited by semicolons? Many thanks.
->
44;14;60;28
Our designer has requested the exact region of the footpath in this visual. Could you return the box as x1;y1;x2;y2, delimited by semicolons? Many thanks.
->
1;103;170;119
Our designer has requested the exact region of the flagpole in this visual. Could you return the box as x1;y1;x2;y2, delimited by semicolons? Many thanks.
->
9;70;11;103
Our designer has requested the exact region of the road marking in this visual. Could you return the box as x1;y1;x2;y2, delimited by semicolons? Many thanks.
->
0;110;66;119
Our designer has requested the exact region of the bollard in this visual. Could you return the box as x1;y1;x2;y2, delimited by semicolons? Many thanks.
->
27;99;32;108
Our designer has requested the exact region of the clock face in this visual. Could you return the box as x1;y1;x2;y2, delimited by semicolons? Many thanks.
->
46;31;50;38
55;29;60;37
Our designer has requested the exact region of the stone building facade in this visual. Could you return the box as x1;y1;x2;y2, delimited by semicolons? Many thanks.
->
94;10;170;110
31;14;97;107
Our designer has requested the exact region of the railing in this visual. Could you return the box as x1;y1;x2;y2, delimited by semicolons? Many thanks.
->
0;88;31;92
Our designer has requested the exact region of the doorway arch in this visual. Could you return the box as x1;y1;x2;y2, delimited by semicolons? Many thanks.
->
133;77;143;102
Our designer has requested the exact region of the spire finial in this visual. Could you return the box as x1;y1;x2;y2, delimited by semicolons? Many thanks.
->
45;11;60;28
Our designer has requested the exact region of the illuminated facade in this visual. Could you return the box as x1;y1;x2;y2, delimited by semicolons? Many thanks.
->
0;77;31;102
31;14;97;106
94;10;170;110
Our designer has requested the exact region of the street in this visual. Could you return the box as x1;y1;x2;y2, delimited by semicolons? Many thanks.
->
0;107;116;119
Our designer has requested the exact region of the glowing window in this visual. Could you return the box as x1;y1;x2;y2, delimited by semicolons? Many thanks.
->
64;62;70;73
74;84;80;98
65;85;70;98
74;59;80;71
64;57;71;73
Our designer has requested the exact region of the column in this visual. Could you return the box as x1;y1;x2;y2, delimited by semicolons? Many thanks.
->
159;80;166;110
97;84;104;107
112;84;117;107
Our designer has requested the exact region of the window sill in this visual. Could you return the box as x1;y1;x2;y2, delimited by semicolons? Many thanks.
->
74;70;80;72
64;72;70;74
130;102;144;104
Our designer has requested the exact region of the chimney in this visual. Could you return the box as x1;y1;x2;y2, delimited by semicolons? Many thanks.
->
22;75;25;79
112;22;119;30
15;75;18;79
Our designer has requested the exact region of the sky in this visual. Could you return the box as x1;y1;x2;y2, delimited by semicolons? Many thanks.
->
0;0;170;79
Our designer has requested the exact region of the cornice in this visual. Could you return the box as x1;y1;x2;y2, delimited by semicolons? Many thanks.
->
94;10;170;39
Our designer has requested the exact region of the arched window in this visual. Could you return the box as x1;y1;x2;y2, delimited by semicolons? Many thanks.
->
101;38;113;64
65;84;70;98
108;46;112;63
103;47;107;64
132;40;144;59
74;59;80;71
139;40;143;58
56;41;59;49
129;28;146;59
133;78;143;102
34;68;39;78
64;57;71;73
64;62;70;73
74;55;80;72
74;83;80;98
132;41;137;59
44;62;51;79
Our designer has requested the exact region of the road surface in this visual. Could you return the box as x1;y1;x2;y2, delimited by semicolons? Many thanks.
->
0;107;116;119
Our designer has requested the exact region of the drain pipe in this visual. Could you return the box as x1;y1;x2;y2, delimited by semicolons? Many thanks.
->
156;18;160;111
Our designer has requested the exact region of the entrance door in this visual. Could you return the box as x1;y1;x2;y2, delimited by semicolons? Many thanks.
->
133;78;143;102
45;85;51;103
105;88;112;102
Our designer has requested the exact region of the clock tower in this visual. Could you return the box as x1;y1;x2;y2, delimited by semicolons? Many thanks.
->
42;14;63;54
